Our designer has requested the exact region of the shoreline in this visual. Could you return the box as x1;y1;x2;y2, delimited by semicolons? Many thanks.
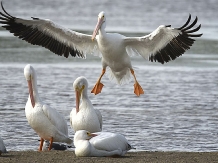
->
1;151;218;163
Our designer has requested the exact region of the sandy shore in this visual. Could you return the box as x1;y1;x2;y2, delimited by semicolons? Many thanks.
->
0;151;218;163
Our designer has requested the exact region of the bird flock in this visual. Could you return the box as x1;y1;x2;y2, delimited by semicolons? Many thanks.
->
0;1;202;157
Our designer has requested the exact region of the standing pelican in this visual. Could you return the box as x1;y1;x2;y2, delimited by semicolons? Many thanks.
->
74;130;133;157
70;76;102;133
0;2;202;96
24;64;72;151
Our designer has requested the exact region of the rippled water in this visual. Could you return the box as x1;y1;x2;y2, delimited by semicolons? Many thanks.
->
1;62;218;152
0;0;218;152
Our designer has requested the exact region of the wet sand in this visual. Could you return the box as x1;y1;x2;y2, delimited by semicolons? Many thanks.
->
1;151;218;163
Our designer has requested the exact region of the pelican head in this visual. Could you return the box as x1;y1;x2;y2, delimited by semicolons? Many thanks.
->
24;64;35;108
74;130;97;142
92;11;106;40
73;76;88;113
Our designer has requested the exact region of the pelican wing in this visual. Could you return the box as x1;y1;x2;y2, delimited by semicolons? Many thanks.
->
95;109;102;130
90;132;131;151
42;104;68;136
0;2;100;58
124;14;202;64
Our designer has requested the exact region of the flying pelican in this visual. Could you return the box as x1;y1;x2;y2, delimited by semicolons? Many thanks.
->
74;130;133;157
0;2;202;96
70;76;102;133
24;64;73;151
0;136;7;155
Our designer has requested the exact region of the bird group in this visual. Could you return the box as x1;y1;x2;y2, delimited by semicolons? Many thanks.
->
0;1;202;157
23;64;133;157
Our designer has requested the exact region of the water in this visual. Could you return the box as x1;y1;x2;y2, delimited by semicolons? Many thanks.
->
0;0;218;152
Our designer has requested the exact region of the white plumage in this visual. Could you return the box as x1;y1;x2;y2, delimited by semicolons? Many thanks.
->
74;130;133;157
70;76;102;133
0;3;202;96
24;64;72;151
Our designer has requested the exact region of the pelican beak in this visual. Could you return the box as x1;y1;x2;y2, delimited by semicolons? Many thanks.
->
89;133;98;137
87;132;98;140
27;79;35;108
92;16;104;41
75;85;85;113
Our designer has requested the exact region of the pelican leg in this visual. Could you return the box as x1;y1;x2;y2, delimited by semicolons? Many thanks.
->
130;69;144;96
91;69;106;95
39;137;44;151
48;137;53;151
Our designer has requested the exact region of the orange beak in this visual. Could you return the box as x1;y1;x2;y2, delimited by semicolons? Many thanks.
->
75;90;81;113
92;17;104;40
87;133;98;140
75;85;85;113
28;79;35;108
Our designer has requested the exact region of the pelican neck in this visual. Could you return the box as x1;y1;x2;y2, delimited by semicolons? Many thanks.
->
99;22;106;37
30;69;40;102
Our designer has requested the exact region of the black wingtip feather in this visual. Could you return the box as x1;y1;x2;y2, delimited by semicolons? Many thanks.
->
0;2;85;59
149;14;202;64
182;16;198;31
1;1;14;18
177;14;191;30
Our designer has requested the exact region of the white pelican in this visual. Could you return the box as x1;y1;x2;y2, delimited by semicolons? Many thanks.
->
74;130;133;157
0;2;202;96
70;76;102;133
24;64;73;151
0;137;7;155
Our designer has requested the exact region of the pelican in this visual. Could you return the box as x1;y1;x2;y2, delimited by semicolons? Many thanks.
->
0;137;7;155
74;130;133;157
0;2;202;96
24;64;73;151
70;76;102;133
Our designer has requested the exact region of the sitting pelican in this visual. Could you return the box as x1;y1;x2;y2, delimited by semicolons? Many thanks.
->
24;64;72;151
0;2;202;96
70;76;102;133
74;130;133;157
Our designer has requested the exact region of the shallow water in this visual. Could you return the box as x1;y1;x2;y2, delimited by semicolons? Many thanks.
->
1;61;218;152
0;0;218;152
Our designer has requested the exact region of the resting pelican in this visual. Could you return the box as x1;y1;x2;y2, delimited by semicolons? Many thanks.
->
74;130;133;157
24;64;73;151
0;2;202;96
0;137;7;155
70;76;102;133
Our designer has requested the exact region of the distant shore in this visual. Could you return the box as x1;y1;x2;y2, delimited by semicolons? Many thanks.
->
1;151;218;163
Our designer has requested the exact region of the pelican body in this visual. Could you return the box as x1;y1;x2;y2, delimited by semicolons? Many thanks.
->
74;130;133;157
24;64;72;151
0;2;202;96
70;76;102;133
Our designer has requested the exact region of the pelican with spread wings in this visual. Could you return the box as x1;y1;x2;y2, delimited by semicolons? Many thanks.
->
0;2;202;96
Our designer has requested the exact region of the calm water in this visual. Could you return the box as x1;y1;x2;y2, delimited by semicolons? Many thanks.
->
0;0;218;152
